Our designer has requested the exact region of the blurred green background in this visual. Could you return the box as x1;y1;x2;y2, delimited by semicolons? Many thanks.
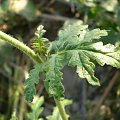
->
0;0;120;120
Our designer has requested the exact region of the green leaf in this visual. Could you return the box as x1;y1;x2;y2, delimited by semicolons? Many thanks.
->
44;55;64;99
48;22;120;87
79;42;120;68
50;23;107;52
66;42;120;86
67;50;100;85
32;25;48;55
24;63;43;102
50;23;88;52
24;25;48;102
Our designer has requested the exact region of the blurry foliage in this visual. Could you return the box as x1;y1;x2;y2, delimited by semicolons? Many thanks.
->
0;0;39;31
9;0;39;21
27;96;44;120
46;99;72;120
9;97;72;120
0;40;14;64
10;112;18;120
66;0;120;44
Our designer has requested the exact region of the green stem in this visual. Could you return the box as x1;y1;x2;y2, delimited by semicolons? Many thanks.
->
55;99;68;120
0;30;68;120
0;31;42;63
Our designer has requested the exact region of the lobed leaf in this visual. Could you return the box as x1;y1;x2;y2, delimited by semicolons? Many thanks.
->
50;23;107;52
32;25;48;55
67;50;100;85
24;63;43;102
47;22;120;89
27;96;44;120
44;55;64;99
78;42;120;68
65;41;120;86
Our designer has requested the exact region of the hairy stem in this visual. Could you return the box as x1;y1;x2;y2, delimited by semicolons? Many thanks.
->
55;99;68;120
0;31;42;63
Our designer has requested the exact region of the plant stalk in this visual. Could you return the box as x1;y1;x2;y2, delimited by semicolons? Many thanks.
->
55;99;68;120
0;31;42;63
0;30;68;120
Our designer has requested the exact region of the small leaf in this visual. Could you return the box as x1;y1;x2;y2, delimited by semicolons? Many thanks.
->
32;25;48;55
44;55;64;99
27;96;44;120
24;63;43;102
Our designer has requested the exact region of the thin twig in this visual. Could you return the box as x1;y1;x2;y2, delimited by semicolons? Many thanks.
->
91;71;119;118
57;0;70;5
0;68;12;80
41;13;77;22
